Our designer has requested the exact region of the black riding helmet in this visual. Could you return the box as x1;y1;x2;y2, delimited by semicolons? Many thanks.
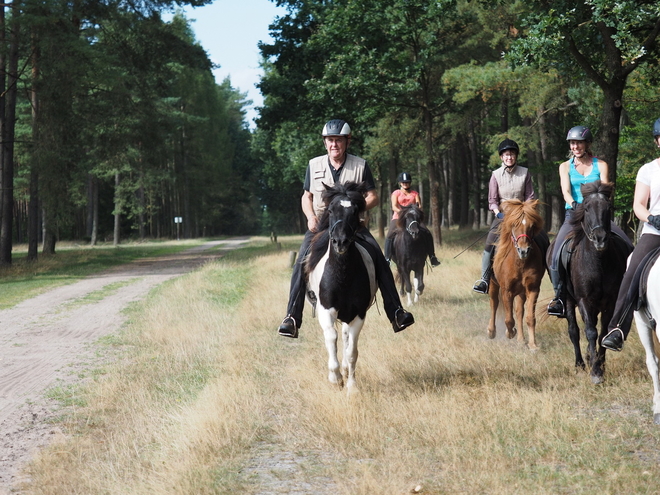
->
566;125;593;142
654;118;660;137
398;172;412;183
322;119;351;137
498;139;519;156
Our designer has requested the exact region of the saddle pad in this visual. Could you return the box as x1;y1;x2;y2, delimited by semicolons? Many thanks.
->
637;247;660;310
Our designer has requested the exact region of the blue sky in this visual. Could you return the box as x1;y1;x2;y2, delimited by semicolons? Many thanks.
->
175;0;288;128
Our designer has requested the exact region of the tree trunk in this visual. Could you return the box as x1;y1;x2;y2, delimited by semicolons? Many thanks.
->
42;208;56;255
90;174;98;246
598;83;625;182
423;107;441;245
0;8;20;265
113;171;121;246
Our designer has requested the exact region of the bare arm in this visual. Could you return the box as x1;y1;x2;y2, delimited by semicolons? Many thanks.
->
633;181;652;223
599;160;610;183
390;191;401;214
301;190;319;232
559;161;574;205
365;189;379;211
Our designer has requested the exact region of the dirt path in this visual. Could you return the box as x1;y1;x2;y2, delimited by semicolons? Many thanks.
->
0;239;249;491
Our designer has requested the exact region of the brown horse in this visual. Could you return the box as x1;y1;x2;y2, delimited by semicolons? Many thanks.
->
488;199;547;350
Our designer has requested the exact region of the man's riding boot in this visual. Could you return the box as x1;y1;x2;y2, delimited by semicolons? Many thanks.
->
384;236;394;264
472;248;493;294
547;267;566;317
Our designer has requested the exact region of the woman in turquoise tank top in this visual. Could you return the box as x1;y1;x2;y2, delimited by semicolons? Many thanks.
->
547;125;630;317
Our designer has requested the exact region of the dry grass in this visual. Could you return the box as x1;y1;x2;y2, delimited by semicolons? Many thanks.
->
21;233;660;494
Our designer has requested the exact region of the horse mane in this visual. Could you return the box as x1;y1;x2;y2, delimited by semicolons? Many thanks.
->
568;180;612;244
305;181;368;273
395;204;424;230
496;199;542;255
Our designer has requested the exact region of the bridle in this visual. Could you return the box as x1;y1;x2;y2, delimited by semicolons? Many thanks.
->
329;217;357;244
581;194;610;242
406;219;419;237
510;230;531;249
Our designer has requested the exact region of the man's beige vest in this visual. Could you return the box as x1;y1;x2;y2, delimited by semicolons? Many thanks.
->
493;165;529;202
308;154;367;218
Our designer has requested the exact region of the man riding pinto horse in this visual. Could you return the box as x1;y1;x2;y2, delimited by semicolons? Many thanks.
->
278;119;415;339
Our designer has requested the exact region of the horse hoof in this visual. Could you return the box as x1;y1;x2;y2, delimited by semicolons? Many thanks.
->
654;414;660;425
591;375;604;385
528;345;539;352
506;328;517;339
487;330;495;339
328;372;344;388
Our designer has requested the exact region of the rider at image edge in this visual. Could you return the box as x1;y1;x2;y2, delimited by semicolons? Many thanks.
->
546;125;632;318
600;118;660;352
472;138;536;294
278;119;415;339
384;171;441;268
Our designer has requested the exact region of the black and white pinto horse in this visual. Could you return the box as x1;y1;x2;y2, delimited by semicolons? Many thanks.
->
305;181;377;393
546;181;632;384
391;204;427;305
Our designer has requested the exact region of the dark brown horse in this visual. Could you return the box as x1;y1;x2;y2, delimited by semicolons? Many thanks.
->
546;181;633;384
391;204;428;305
488;199;546;349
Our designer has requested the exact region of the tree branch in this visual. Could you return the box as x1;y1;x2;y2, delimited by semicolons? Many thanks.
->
566;34;609;91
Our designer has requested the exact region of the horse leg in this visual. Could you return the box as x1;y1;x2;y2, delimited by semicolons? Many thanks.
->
401;270;413;306
515;293;526;344
341;319;364;394
414;268;424;303
319;309;343;387
501;290;517;340
581;303;603;384
487;284;499;339
524;290;540;350
565;302;585;373
635;312;660;423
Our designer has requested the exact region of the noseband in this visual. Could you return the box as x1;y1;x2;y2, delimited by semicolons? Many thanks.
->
406;219;419;236
510;230;531;249
329;218;356;243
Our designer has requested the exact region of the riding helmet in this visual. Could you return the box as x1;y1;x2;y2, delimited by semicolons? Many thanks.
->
653;118;660;137
398;172;412;183
498;139;519;156
566;125;593;142
322;119;352;137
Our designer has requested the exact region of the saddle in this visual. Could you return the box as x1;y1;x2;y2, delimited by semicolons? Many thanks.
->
634;247;660;329
557;232;632;301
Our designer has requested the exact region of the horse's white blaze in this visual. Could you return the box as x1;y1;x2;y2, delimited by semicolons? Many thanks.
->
522;218;527;225
634;257;660;423
340;200;352;208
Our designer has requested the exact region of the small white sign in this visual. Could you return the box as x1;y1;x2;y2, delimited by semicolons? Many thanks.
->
174;217;183;223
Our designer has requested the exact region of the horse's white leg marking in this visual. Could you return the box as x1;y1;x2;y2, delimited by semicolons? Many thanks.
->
413;277;420;303
342;317;364;393
318;307;343;387
407;292;413;306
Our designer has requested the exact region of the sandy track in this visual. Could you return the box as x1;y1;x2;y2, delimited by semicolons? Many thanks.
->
0;239;249;491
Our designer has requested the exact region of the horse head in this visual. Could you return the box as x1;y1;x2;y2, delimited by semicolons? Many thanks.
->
572;180;612;252
499;199;543;260
321;181;367;255
396;205;424;239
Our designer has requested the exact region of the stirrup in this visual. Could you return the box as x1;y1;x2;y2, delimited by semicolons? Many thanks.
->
601;327;624;352
278;315;299;339
547;298;565;317
472;279;488;294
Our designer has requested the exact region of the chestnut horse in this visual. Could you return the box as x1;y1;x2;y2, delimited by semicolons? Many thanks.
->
488;199;546;349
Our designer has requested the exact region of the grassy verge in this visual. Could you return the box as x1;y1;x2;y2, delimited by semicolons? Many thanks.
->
0;239;206;309
20;230;660;494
